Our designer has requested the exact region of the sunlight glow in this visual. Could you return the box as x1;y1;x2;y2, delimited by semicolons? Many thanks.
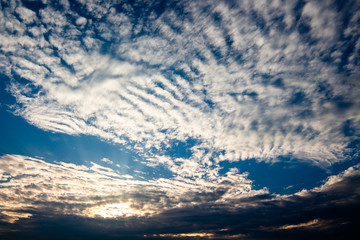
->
152;233;215;238
84;202;153;218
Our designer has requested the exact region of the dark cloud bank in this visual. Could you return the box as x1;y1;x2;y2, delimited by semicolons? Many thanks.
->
1;169;360;240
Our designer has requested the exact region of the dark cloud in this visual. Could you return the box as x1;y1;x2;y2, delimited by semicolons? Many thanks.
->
1;165;359;240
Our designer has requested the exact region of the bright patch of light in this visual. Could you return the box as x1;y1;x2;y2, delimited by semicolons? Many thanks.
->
153;233;215;238
1;211;32;223
279;219;320;230
84;202;153;218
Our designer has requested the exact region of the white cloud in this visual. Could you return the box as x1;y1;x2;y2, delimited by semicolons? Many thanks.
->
75;16;87;26
315;163;360;192
0;0;359;173
292;162;360;198
15;6;37;24
101;157;114;165
302;1;338;41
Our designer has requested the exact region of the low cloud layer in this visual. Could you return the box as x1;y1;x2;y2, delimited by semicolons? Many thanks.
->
0;154;267;222
1;154;360;239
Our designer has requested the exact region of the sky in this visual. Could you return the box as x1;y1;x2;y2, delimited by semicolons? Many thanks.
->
0;0;360;239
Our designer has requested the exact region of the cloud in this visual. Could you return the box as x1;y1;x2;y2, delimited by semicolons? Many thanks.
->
0;154;266;223
277;219;323;230
15;6;36;24
1;0;359;173
150;232;216;238
0;211;32;224
75;17;87;26
0;154;359;239
101;157;114;165
1;0;360;239
149;163;360;239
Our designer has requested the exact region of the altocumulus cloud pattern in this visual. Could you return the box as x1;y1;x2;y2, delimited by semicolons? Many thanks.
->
0;0;360;239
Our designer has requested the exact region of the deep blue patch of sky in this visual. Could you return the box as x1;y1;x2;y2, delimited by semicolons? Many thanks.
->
219;158;327;194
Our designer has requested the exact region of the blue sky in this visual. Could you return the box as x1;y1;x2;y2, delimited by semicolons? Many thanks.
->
1;0;360;239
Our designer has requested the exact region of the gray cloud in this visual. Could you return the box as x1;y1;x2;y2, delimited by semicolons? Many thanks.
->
0;154;266;223
1;154;359;239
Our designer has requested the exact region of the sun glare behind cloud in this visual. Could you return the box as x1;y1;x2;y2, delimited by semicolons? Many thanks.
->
84;202;154;218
